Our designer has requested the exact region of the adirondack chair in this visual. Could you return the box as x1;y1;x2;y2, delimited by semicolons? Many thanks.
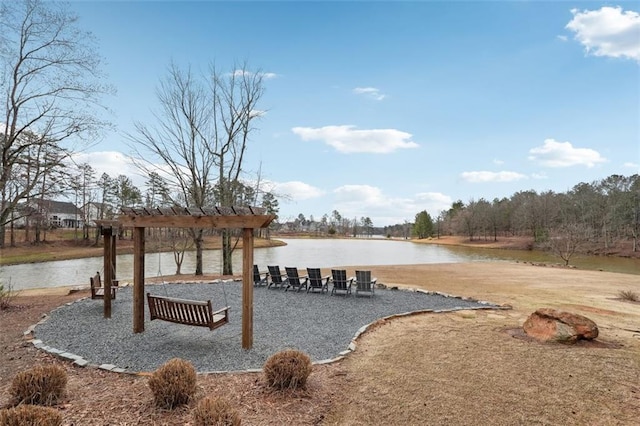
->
253;265;269;286
267;265;288;289
330;269;353;296
307;268;330;293
354;270;377;297
284;267;308;292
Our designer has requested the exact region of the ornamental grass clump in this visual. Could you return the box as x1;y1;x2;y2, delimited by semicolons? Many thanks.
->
618;290;639;302
192;396;241;426
263;349;312;390
148;358;197;409
9;364;67;406
0;405;62;426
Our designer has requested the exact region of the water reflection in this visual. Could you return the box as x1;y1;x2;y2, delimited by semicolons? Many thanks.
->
2;238;638;291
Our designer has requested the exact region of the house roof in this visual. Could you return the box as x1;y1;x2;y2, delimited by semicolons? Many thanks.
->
35;199;81;215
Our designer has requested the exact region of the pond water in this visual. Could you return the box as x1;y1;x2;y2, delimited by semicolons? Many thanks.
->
2;238;638;291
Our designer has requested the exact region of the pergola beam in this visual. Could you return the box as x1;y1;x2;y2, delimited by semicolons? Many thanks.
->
118;215;274;229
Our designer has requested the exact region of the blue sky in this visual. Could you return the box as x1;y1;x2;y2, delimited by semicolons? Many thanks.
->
70;1;640;227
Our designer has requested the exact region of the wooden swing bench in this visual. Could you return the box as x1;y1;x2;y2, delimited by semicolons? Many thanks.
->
147;293;229;330
90;272;118;300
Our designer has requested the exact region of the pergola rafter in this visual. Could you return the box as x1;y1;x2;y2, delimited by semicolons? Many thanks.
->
100;206;275;350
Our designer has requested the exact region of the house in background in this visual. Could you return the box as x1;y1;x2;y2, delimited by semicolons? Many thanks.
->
13;199;83;228
82;201;116;227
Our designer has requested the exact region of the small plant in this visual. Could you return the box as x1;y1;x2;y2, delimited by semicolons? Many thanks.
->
0;280;19;310
9;364;67;406
148;358;197;409
192;396;241;426
0;405;62;426
618;290;639;302
263;349;312;390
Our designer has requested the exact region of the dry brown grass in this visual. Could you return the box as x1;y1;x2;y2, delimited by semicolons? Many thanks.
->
320;262;640;425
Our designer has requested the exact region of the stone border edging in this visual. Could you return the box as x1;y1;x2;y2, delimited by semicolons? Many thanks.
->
25;282;508;375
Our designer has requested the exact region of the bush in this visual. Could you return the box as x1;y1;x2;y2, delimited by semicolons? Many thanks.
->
148;358;197;409
0;281;19;310
192;396;241;426
618;290;639;302
263;349;312;390
9;364;67;406
0;405;62;426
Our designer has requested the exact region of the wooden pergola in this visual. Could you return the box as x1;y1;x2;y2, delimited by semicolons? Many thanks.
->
99;206;275;350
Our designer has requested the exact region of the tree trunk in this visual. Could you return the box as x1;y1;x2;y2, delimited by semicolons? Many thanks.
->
194;228;204;276
222;229;233;275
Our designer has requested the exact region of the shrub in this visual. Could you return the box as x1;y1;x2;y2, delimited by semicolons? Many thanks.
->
0;405;62;426
0;281;19;310
618;290;639;302
148;358;197;409
9;364;67;406
192;396;241;426
263;349;312;390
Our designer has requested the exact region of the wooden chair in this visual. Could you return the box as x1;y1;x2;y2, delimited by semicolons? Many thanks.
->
330;269;353;296
253;265;269;286
147;293;229;330
354;270;377;297
267;265;288;289
307;268;330;293
284;267;308;292
89;271;118;300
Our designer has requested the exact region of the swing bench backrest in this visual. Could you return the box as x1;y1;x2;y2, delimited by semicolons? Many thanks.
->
147;293;229;330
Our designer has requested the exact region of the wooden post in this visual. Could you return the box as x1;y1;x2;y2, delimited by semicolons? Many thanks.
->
102;226;112;319
242;227;254;349
133;227;145;333
110;233;117;282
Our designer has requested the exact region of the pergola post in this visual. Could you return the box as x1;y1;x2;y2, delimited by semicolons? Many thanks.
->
242;228;254;349
133;227;145;333
102;226;112;319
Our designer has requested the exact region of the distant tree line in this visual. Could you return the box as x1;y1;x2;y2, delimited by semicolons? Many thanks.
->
412;174;639;258
278;174;639;262
276;211;375;237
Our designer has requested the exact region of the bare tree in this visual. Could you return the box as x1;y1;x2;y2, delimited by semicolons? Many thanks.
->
128;62;266;275
547;223;591;266
0;0;111;247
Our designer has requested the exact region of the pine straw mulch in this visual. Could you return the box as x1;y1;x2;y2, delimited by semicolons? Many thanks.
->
0;289;347;425
1;262;640;425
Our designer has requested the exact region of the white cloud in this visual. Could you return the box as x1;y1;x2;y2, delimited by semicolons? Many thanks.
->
70;151;147;187
557;35;568;42
566;6;640;61
460;171;528;183
232;70;278;79
353;87;386;101
623;162;639;170
271;181;325;201
492;158;504;165
528;138;606;168
414;192;454;214
531;172;548;180
291;125;419;154
331;185;452;225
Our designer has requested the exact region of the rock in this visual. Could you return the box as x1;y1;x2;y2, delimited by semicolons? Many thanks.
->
523;308;599;343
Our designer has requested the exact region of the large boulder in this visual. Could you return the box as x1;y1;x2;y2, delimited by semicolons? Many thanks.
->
523;308;599;343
